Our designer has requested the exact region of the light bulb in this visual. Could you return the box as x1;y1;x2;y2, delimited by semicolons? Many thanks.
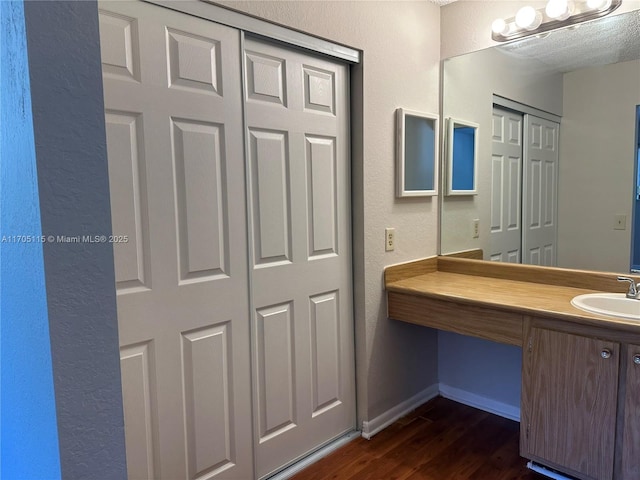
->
491;18;509;35
545;0;573;20
515;6;543;30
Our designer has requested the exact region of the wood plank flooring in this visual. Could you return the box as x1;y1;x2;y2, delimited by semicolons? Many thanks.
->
291;397;545;480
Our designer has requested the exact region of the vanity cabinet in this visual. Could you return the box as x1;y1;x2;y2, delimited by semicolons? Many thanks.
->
521;326;619;480
384;256;640;480
522;324;640;480
621;345;640;479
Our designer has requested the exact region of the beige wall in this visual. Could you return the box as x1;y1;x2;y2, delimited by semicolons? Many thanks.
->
216;1;441;423
558;59;640;272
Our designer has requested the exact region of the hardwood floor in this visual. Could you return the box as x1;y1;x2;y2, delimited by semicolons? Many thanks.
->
291;397;545;480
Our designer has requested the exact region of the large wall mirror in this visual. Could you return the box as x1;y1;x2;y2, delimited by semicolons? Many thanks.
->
440;9;640;273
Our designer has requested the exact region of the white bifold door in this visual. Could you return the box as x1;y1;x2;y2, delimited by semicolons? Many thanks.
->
243;38;355;478
490;107;523;263
98;2;355;479
522;115;559;266
490;106;559;266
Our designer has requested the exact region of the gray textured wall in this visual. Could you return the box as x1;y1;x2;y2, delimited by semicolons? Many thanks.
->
23;1;128;478
438;331;522;417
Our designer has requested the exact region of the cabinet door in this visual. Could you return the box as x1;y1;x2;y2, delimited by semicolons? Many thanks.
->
622;345;640;479
522;327;619;480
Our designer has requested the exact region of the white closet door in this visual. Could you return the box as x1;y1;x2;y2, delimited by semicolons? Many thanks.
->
243;37;355;478
523;115;559;266
490;107;523;263
99;2;253;479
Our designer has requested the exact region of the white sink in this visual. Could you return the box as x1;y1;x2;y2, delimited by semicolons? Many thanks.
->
571;293;640;321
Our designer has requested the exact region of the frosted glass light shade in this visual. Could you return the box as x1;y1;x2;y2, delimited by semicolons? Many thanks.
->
491;18;508;35
515;6;543;30
546;0;573;20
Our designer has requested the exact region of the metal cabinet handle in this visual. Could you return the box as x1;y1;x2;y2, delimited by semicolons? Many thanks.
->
633;354;640;365
601;349;612;359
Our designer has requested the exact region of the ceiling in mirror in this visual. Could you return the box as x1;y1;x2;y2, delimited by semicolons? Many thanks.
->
499;11;640;74
491;0;623;43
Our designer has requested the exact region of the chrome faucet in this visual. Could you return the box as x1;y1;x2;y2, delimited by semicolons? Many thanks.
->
617;276;639;299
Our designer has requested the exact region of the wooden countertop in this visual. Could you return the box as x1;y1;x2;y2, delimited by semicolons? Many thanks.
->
385;255;640;336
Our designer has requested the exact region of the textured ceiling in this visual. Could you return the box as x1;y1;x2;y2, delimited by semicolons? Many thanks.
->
499;10;640;75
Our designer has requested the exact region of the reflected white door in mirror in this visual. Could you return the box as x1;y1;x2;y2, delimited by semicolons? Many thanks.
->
488;104;560;267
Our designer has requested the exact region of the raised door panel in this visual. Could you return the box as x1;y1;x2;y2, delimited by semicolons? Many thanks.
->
255;303;296;441
306;136;338;258
104;111;150;293
622;345;640;479
522;327;619;480
166;28;222;95
248;128;292;266
309;291;341;415
181;324;235;479
120;342;158;479
98;9;140;81
245;51;287;106
172;119;229;283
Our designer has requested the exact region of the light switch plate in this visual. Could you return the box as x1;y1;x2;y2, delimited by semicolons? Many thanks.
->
472;219;480;238
614;214;627;230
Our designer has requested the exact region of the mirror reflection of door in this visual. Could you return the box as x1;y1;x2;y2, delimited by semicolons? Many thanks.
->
490;107;523;263
490;105;559;266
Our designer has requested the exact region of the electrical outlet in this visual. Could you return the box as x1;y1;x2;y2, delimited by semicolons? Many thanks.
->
385;228;395;251
472;219;480;239
614;214;627;231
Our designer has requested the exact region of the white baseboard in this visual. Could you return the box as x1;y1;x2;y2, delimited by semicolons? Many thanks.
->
439;383;520;421
361;384;439;439
362;383;520;440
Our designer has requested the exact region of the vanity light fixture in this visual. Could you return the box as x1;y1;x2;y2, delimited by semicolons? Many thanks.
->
491;0;621;42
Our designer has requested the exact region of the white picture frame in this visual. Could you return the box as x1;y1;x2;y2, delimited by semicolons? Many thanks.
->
396;108;439;197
